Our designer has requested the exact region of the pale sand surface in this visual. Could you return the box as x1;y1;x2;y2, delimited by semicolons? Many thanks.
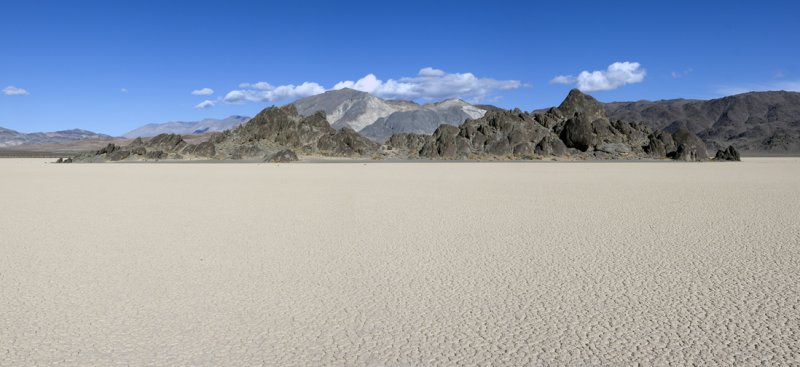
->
1;158;799;366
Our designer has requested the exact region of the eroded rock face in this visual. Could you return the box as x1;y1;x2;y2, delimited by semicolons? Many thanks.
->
715;145;741;161
392;109;566;159
182;141;216;158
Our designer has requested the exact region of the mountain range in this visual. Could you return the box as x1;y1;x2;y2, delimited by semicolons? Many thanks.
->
73;89;734;163
0;127;112;148
604;91;800;153
122;115;250;138
3;89;799;155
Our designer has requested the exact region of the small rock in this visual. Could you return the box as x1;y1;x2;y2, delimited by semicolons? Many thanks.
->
265;149;299;163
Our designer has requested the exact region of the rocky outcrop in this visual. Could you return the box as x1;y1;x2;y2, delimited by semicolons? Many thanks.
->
74;89;725;163
715;145;741;161
265;149;299;163
552;90;653;155
216;104;378;157
385;89;710;161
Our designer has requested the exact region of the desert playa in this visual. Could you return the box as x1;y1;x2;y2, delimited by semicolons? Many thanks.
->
1;158;799;365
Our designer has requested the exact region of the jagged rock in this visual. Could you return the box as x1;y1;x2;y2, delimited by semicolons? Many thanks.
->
645;131;676;158
145;150;165;160
386;133;429;157
554;90;639;152
265;149;299;163
63;157;72;163
55;158;63;163
131;146;146;156
146;134;186;152
108;150;131;161
97;143;118;155
419;124;464;158
558;89;608;122
534;108;564;129
228;145;263;159
183;141;216;158
317;127;379;156
534;135;568;156
671;128;709;161
223;105;377;157
715;145;741;161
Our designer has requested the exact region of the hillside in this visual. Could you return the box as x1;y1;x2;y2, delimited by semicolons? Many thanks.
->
604;91;800;154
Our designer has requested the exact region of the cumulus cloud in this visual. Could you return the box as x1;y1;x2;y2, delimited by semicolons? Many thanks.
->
333;68;522;101
195;100;215;109
551;62;646;92
219;68;523;105
3;86;29;96
191;87;214;96
224;82;325;103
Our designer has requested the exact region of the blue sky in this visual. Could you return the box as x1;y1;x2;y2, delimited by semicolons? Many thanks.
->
1;0;798;135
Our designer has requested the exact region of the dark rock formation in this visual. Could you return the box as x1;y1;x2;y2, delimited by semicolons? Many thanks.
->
605;91;800;154
670;128;709;161
265;149;299;163
220;104;378;157
715;145;741;161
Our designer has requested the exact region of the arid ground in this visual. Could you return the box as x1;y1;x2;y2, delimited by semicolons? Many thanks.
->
1;158;798;366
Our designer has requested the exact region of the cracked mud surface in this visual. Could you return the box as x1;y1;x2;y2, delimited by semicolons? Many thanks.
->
1;158;799;365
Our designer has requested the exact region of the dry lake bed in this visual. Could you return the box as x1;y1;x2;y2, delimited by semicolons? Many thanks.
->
1;158;799;366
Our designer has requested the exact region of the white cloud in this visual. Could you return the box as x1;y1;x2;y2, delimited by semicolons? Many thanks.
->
333;68;522;101
550;61;646;92
191;87;214;96
3;86;29;96
671;68;693;79
549;75;576;84
224;82;325;103
120;88;128;93
418;67;445;77
221;68;523;105
195;100;215;109
716;80;800;96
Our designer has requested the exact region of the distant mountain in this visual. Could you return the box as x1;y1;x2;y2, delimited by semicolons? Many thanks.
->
123;115;250;139
292;88;487;141
360;99;486;142
0;127;113;148
293;88;419;132
604;91;800;154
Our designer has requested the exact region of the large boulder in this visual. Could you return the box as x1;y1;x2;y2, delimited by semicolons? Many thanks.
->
714;145;741;161
670;128;709;161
